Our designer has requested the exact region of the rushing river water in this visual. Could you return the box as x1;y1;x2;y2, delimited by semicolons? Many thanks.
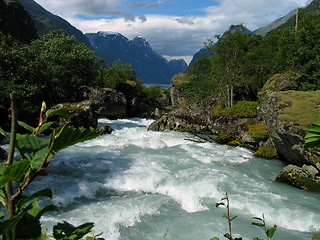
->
27;118;320;239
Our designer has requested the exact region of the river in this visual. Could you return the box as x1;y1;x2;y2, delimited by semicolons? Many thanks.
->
30;118;320;239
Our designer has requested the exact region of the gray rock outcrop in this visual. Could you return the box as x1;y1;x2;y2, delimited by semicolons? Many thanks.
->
258;72;320;166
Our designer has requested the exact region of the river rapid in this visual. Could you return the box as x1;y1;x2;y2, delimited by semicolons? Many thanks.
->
29;118;320;239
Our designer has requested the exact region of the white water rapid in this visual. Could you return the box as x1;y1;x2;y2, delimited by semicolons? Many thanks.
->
29;118;320;239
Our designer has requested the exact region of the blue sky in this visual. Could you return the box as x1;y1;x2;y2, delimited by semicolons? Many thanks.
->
34;0;312;64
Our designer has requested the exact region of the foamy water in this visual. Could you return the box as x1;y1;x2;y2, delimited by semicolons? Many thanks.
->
27;118;320;239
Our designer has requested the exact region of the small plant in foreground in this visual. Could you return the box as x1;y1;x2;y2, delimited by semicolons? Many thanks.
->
212;192;242;240
211;193;277;240
252;215;277;240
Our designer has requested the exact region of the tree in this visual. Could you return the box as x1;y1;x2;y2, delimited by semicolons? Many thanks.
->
103;61;136;89
292;10;320;90
208;25;259;107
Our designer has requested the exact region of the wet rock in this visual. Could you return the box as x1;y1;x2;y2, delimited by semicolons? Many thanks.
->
276;164;320;192
96;125;113;136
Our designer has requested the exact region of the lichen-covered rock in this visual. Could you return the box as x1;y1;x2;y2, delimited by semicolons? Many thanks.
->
276;164;320;192
96;125;113;136
89;88;127;119
258;72;320;166
53;101;98;129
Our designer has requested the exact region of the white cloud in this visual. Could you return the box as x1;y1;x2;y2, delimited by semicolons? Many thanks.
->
34;0;313;60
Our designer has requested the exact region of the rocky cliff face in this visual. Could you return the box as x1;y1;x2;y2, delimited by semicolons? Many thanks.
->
258;72;320;166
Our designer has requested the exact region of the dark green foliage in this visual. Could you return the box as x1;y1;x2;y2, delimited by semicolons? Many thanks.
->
102;61;136;89
0;31;98;128
53;221;94;240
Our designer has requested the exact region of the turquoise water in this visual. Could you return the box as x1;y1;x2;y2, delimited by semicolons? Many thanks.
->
29;118;319;239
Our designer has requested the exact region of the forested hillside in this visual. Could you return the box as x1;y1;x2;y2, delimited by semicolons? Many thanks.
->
183;9;320;106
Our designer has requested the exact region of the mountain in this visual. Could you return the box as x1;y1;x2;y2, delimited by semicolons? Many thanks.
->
0;0;38;43
19;0;93;49
86;31;187;84
253;9;296;36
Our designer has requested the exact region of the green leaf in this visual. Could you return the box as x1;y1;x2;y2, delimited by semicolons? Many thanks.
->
0;162;5;176
210;237;220;240
252;217;263;221
46;108;69;119
0;160;31;187
53;221;94;240
15;213;42;239
216;202;225;207
29;199;58;219
18;121;36;133
267;225;277;238
223;233;233;240
0;127;10;139
304;120;320;149
51;126;96;154
0;203;32;234
230;215;238;221
37;122;54;135
15;134;50;160
252;222;265;228
17;189;53;210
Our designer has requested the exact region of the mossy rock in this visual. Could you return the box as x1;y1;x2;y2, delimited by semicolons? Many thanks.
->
313;233;320;240
276;165;320;192
212;101;259;118
96;125;113;136
216;133;234;145
254;147;278;159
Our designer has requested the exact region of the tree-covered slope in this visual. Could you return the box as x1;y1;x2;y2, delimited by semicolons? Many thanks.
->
19;0;93;49
0;0;38;43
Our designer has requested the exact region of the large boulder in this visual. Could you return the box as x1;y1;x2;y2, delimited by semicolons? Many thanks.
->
89;88;127;119
148;95;219;133
258;72;320;166
54;101;98;129
276;164;320;192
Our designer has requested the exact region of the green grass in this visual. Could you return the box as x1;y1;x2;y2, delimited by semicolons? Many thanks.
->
212;101;259;118
277;90;320;129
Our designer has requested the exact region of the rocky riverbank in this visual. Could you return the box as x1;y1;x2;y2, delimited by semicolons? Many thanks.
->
149;72;320;191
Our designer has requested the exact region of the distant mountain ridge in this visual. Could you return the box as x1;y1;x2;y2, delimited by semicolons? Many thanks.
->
86;31;187;84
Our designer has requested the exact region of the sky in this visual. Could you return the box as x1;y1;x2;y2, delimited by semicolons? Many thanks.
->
34;0;312;64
